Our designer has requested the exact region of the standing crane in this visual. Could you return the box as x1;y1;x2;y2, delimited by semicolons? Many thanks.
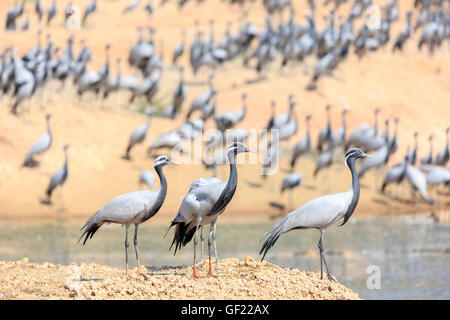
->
169;143;252;278
22;114;52;168
260;148;372;280
79;156;177;275
123;106;152;160
42;144;70;205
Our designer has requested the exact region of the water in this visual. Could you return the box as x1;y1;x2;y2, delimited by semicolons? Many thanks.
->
0;215;448;300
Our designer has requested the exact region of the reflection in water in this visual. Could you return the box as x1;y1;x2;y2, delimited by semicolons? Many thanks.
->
0;215;448;299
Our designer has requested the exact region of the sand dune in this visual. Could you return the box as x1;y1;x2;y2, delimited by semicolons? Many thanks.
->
0;0;448;222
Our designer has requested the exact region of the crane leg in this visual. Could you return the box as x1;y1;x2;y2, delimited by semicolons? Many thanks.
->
318;233;324;280
199;226;204;270
318;229;333;281
133;224;141;273
206;226;216;277
125;225;130;275
192;223;200;278
212;221;219;270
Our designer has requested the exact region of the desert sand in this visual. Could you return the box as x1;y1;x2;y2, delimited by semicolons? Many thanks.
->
0;256;359;300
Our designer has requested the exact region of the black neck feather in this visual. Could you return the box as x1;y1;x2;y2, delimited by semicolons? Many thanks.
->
340;156;360;226
206;150;238;217
147;165;167;219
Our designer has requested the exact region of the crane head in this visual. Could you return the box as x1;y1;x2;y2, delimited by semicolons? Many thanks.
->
345;148;372;162
227;142;253;155
154;155;177;167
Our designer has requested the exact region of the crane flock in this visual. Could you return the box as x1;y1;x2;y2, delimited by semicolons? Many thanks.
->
1;0;449;280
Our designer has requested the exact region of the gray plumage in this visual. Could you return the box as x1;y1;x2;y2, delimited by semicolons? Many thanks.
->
434;128;449;167
139;170;155;189
79;155;177;273
35;0;44;22
422;165;450;186
345;108;380;150
169;143;251;277
421;134;434;165
317;105;332;152
267;95;296;131
122;0;140;14
314;145;335;177
186;75;216;119
331;108;349;148
47;1;57;26
22;114;52;168
147;130;183;154
123;107;152;159
290;115;312;169
172;31;185;65
45;144;69;201
281;173;302;193
260;148;371;280
381;149;409;193
82;0;97;24
278;116;297;142
406;131;419;165
358;120;390;178
214;93;247;132
405;164;434;204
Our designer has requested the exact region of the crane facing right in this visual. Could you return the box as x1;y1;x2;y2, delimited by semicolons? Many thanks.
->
260;148;372;281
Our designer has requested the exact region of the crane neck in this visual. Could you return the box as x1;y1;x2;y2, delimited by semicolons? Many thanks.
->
446;131;449;149
373;114;379;136
341;157;360;226
149;165;168;218
46;119;52;136
63;149;69;170
206;150;238;217
225;151;238;193
145;116;151;128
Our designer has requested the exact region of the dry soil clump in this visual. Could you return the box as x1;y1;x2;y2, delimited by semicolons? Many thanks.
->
0;257;359;300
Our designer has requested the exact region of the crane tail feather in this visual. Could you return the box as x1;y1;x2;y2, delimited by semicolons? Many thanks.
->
259;216;288;261
169;221;196;255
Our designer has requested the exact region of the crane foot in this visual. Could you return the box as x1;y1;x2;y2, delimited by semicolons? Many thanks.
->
191;266;201;279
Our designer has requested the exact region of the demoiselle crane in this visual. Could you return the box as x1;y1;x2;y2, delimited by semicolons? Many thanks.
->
260;148;372;280
421;134;434;165
405;163;434;205
79;155;177;275
139;170;155;189
168;143;252;278
43;144;69;205
358;120;390;186
47;1;57;26
290;114;312;170
381;147;409;195
434;127;449;167
317;105;332;152
407;131;419;165
22;113;52;168
281;172;302;211
123;106;152;160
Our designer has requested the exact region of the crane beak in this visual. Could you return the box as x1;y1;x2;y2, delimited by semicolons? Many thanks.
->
168;159;178;166
364;153;374;158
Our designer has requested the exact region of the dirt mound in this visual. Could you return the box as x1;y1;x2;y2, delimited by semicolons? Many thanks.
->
0;257;359;300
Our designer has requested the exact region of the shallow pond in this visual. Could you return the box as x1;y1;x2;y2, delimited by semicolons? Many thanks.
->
0;215;448;300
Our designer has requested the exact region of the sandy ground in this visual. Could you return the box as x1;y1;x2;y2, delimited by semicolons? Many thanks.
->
0;256;359;300
0;0;448;222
